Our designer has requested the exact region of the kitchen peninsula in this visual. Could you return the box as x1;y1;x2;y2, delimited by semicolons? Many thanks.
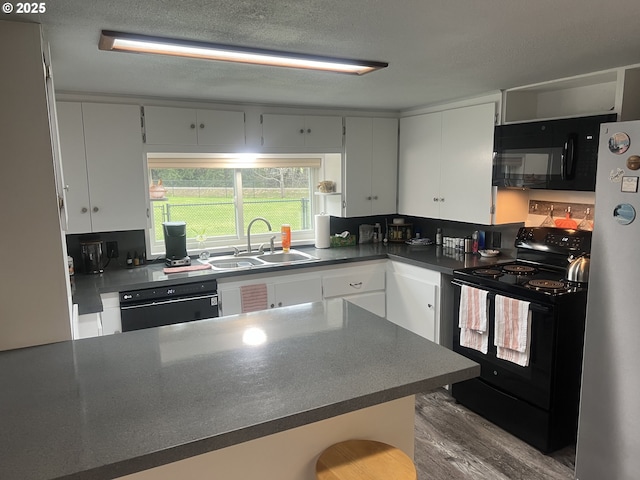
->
0;299;478;480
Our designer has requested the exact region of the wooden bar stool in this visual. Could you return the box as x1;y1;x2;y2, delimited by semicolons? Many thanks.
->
316;439;417;480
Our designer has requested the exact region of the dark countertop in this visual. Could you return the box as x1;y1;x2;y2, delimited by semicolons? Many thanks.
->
72;243;513;314
0;299;479;480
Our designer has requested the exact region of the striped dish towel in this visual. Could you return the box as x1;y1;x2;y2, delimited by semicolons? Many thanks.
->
240;284;268;313
494;295;531;367
459;285;489;354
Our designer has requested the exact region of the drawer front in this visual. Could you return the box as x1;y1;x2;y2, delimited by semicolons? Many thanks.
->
322;267;385;298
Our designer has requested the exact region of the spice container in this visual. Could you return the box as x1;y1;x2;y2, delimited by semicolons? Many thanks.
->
472;231;479;254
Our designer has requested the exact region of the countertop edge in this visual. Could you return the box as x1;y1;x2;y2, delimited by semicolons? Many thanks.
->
65;363;480;480
74;245;513;315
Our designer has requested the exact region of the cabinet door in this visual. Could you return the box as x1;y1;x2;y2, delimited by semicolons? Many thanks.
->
439;103;495;224
196;110;246;147
262;114;306;148
345;292;386;317
303;115;343;149
100;293;122;335
371;118;398;215
386;263;439;343
57;102;92;234
144;106;198;145
398;113;442;218
344;117;374;216
82;103;147;232
75;313;102;339
272;277;322;308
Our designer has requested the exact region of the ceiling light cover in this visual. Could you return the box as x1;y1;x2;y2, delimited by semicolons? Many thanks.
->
99;30;388;75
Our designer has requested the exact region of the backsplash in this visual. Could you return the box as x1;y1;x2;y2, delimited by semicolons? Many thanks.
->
329;215;523;256
526;200;594;230
66;230;147;274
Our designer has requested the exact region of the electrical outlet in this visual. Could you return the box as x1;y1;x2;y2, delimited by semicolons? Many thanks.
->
106;241;119;258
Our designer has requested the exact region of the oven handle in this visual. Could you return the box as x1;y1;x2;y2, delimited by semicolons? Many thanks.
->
121;293;218;310
451;280;551;314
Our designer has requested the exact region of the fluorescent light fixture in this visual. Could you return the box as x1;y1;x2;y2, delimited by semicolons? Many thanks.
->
99;30;388;75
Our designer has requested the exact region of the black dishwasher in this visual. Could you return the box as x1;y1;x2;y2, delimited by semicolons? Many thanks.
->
119;280;219;332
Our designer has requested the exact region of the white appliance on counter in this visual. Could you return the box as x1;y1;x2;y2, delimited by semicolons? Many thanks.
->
575;121;640;480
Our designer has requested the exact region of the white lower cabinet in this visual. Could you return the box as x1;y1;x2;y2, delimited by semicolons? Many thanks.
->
72;293;121;340
100;292;122;335
75;312;102;339
386;261;440;343
218;271;323;316
321;261;386;317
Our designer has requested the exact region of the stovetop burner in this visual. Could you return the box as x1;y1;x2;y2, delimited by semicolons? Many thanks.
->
502;264;538;275
473;268;503;278
526;279;569;293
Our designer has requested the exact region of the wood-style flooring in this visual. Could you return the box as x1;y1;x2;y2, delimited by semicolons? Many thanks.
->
414;389;576;480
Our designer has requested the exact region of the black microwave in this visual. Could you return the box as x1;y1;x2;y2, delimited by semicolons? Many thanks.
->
493;114;616;191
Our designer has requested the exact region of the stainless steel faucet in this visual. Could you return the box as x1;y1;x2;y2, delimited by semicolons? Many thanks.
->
246;217;272;254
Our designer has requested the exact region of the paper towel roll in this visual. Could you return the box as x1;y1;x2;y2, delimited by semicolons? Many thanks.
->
315;214;330;248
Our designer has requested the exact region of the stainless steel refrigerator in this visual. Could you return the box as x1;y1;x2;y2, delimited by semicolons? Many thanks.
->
575;120;640;480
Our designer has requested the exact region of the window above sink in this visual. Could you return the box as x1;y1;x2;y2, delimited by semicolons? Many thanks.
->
146;153;327;256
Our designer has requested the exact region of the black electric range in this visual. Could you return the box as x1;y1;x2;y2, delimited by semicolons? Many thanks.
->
451;226;592;453
453;227;591;304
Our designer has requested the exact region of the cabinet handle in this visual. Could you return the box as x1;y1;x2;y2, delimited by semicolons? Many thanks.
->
93;206;99;213
270;303;275;308
349;282;363;289
440;197;445;202
306;128;311;134
367;196;372;200
373;195;378;200
427;303;433;308
299;129;305;134
64;185;70;191
190;123;196;129
199;123;205;129
81;207;88;214
433;197;439;202
278;302;282;307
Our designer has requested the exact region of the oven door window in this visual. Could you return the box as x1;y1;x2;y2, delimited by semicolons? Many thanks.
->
493;147;562;189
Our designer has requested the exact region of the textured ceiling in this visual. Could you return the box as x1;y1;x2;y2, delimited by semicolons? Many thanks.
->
7;0;640;110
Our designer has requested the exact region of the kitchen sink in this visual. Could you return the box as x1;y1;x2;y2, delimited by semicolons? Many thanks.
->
200;249;318;271
256;250;319;264
204;257;266;270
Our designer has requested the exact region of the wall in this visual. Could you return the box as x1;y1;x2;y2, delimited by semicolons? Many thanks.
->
0;21;72;350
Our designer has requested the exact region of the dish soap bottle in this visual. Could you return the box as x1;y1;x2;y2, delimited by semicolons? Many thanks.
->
281;224;291;252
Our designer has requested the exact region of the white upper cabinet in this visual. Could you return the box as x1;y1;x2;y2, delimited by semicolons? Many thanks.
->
57;102;147;234
143;106;246;148
343;117;398;217
398;112;442;219
502;66;640;123
398;103;495;224
261;114;343;150
439;103;495;224
56;102;92;233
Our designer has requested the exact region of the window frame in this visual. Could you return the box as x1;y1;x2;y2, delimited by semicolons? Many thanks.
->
144;153;324;258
